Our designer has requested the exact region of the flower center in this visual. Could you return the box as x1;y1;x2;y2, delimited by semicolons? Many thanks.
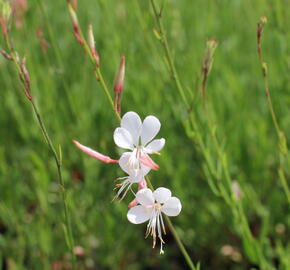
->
127;147;144;174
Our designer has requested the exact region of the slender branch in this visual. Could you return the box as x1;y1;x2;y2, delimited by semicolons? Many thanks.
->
148;0;274;267
65;3;196;268
257;16;290;203
146;178;196;270
150;0;189;108
2;34;76;269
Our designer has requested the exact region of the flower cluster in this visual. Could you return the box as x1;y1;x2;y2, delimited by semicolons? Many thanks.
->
73;111;182;253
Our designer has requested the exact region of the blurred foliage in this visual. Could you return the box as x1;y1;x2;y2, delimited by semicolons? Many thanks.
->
0;0;290;269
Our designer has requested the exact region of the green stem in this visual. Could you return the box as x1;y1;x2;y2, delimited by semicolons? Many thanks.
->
36;0;77;119
257;29;290;203
65;3;196;268
150;0;189;109
146;178;196;270
148;0;274;267
4;35;77;269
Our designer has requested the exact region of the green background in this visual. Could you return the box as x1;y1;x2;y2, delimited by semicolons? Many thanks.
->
0;0;289;269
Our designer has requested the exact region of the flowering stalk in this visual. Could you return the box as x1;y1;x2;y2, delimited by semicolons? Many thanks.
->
66;2;195;266
256;16;290;203
66;0;120;120
1;29;76;269
149;0;274;267
35;0;77;119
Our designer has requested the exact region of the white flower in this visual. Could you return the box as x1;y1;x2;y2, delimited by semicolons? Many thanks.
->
114;111;165;179
127;187;182;254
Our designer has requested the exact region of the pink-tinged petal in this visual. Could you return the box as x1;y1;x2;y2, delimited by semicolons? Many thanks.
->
113;127;134;150
136;188;155;206
140;115;161;145
138;179;147;190
73;140;118;164
128;180;147;208
139;152;159;171
128;198;138;208
121;111;142;146
144;138;165;154
127;205;152;224
153;187;172;204
161;197;182;217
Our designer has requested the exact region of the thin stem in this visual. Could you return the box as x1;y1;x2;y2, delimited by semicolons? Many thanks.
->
36;0;77;119
148;1;273;267
150;0;189;109
257;19;290;203
146;178;196;270
3;35;77;269
66;2;120;120
65;3;196;268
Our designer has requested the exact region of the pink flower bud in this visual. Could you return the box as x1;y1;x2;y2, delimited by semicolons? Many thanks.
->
88;24;100;66
73;140;118;164
114;55;125;93
114;55;125;114
71;0;77;11
0;49;12;60
67;2;83;46
19;57;32;100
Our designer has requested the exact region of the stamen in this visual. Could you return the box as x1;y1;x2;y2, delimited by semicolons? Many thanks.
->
112;178;132;201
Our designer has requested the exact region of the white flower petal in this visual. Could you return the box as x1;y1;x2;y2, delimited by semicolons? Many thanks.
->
136;188;154;206
113;127;134;150
121;112;142;146
140;164;151;176
161;197;182;217
153;187;172;203
119;153;151;182
127;205;152;224
128;165;151;183
144;138;165;154
140;115;161;145
118;152;133;175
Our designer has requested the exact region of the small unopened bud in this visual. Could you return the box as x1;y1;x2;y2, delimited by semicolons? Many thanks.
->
19;57;32;100
67;2;78;26
0;0;11;36
88;24;100;66
0;49;12;60
257;16;268;49
201;38;217;99
114;55;125;115
114;55;125;93
260;15;268;25
67;2;83;46
71;0;77;11
204;38;217;73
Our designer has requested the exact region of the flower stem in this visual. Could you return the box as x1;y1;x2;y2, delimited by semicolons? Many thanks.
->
257;18;290;203
65;3;196;267
148;0;274;267
150;0;189;109
146;178;197;270
3;35;77;269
